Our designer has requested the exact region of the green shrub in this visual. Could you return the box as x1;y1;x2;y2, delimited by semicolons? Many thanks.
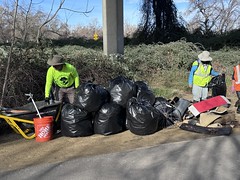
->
0;40;239;106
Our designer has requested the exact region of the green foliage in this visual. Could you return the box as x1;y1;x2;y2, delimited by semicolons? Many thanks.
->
152;87;180;99
183;29;240;50
0;40;240;106
0;45;50;106
124;40;199;79
54;45;132;86
50;37;103;50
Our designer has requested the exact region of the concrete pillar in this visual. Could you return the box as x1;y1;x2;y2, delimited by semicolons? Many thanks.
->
102;0;124;55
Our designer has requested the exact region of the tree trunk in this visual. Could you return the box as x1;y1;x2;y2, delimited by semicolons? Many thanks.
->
0;0;18;106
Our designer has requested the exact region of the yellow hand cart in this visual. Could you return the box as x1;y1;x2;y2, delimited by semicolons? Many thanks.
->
0;101;62;140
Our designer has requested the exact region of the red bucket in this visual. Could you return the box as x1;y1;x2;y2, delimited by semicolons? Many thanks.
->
33;116;53;142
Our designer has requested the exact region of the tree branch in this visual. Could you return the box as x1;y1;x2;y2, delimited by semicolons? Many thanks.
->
0;0;19;106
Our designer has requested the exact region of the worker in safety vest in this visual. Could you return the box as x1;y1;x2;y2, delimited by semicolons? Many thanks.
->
231;65;240;113
45;55;80;104
188;51;220;102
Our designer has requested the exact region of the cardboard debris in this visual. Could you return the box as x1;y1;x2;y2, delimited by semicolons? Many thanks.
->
210;106;228;115
199;112;221;127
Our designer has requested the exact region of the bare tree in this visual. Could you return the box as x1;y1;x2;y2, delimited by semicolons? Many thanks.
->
0;0;18;106
0;3;13;43
216;0;240;33
186;0;240;35
71;18;102;39
0;1;56;43
36;0;93;44
21;0;33;42
0;0;94;44
124;21;137;38
36;0;65;44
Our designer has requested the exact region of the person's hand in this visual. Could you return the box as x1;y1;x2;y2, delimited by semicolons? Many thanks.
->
231;86;235;93
45;97;50;104
189;85;192;88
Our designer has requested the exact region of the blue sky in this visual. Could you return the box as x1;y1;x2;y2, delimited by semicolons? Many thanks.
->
35;0;189;27
1;0;189;27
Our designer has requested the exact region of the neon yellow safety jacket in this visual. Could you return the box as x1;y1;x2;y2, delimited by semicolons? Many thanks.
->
192;61;212;87
45;63;80;98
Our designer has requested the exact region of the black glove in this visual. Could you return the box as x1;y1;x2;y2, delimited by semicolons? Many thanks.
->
45;97;50;104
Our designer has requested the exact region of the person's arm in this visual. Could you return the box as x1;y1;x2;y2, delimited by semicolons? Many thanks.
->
188;65;197;87
45;67;54;98
210;69;220;76
74;73;80;88
72;66;80;88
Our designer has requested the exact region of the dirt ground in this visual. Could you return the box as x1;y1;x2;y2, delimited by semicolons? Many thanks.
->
1;91;240;173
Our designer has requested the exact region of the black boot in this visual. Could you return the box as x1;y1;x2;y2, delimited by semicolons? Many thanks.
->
237;105;240;114
235;100;240;107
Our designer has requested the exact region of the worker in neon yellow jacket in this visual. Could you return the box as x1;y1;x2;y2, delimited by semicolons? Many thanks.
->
45;55;79;104
188;51;220;102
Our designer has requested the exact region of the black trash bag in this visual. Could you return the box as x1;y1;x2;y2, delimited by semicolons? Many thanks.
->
208;74;227;97
135;81;155;105
61;103;93;137
94;102;126;135
154;97;177;127
126;97;160;135
172;98;190;121
108;76;137;108
75;82;110;112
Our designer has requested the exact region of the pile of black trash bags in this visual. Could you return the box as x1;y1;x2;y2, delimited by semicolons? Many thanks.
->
61;76;190;137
